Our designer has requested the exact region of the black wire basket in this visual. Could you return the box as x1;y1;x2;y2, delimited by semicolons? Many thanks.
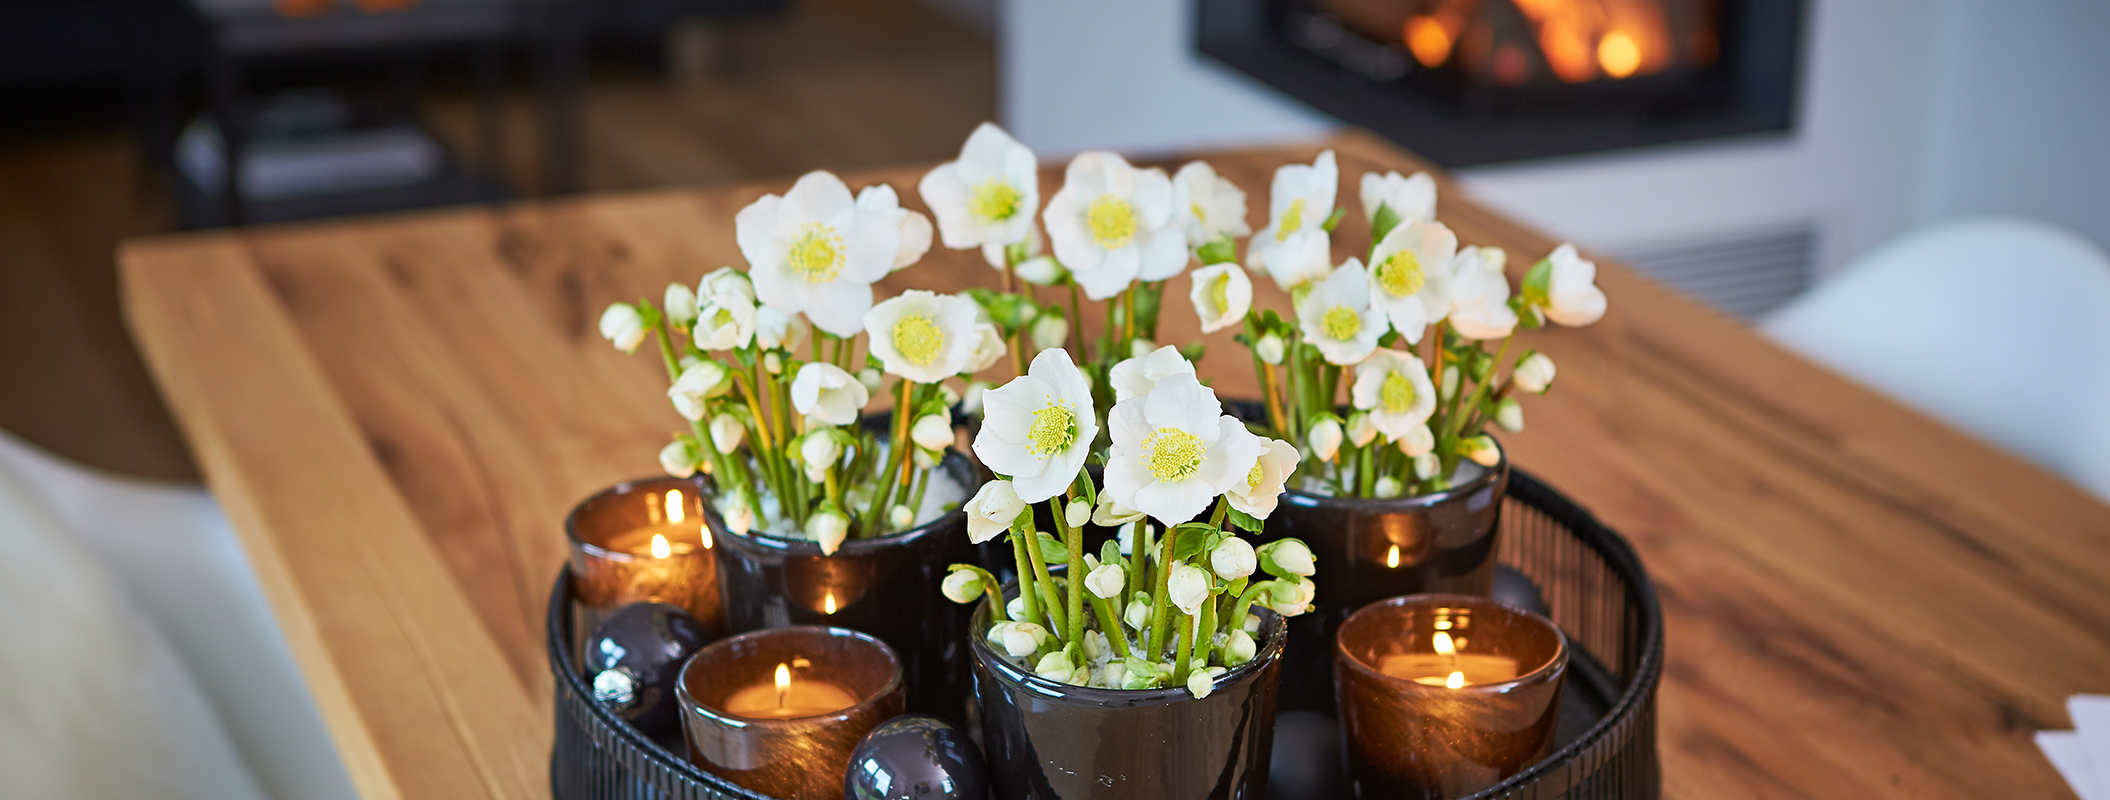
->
546;469;1664;800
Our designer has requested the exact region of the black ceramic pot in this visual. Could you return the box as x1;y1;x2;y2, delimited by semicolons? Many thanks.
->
703;446;996;726
969;586;1287;800
1255;440;1510;713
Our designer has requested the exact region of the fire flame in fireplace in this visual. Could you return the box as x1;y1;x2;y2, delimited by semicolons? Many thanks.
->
1382;0;1699;85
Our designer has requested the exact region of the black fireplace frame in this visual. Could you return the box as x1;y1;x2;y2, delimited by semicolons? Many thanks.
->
1195;0;1807;167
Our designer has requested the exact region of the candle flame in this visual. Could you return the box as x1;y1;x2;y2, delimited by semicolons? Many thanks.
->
1446;670;1465;689
1432;631;1456;655
1598;30;1642;79
1385;545;1400;569
774;662;791;707
650;534;670;559
664;490;685;524
823;591;838;615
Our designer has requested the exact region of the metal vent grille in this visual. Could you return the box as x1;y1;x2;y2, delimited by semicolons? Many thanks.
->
1612;225;1817;320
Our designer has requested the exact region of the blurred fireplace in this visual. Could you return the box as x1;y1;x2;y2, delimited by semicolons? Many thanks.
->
1197;0;1805;165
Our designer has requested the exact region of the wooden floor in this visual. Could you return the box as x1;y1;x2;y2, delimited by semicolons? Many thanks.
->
0;0;994;481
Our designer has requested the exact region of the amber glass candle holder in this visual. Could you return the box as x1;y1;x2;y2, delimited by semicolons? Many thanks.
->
677;625;905;800
1335;593;1568;800
566;476;724;639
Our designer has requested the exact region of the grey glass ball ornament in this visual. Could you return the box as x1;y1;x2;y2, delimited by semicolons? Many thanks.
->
844;714;989;800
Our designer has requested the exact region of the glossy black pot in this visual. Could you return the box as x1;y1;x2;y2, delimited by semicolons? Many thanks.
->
969;584;1287;800
1255;440;1509;713
702;447;996;727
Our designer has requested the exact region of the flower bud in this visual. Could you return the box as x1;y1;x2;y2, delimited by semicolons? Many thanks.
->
1094;662;1128;689
1441;365;1461;399
965;480;1026;544
663;283;698;328
1123;595;1152;629
857;367;884;395
1034;651;1074;681
941;569;983;604
911;414;953;451
1083;630;1111;664
1007;595;1027;621
1094;497;1145;527
599;303;647;352
1065;498;1091;529
658;439;698;478
1260;539;1316;577
994;622;1047;658
703;414;740;455
889;504;915;529
1130;337;1157;360
722;490;754;535
762;351;784;374
1015;255;1066;285
1267;579;1316;617
1223;629;1257;665
1397;423;1435;457
1467;435;1501;467
1375;476;1402;497
1085;563;1126;599
1513;352;1556;394
1412;452;1440;480
1168;564;1210;616
1186;666;1225;699
1255;332;1286;365
1032;314;1070;351
1210;537;1257;581
805;509;849;555
1308;418;1343;462
1494;397;1524;432
1346;411;1378;448
800;431;841;469
961;380;992;416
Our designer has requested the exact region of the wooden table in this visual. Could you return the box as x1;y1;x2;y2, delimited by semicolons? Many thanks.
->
120;132;2110;800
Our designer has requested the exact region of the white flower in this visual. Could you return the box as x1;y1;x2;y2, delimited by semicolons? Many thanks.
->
941;569;983;603
1129;338;1157;359
1367;219;1456;344
1359;170;1436;225
1104;373;1266;526
1108;345;1198;404
1170;160;1251;246
1495;397;1525;432
800;432;842;472
920;122;1039;250
1043;151;1185;300
1006;596;1027;621
709;413;745;454
1228;438;1298;519
990;621;1047;658
1308;418;1343;461
1188;263;1253;335
1123;595;1152;629
1085;564;1126;599
667;361;730;420
737;171;899;337
664;283;699;328
1187;665;1226;699
790;362;868;426
1093;497;1145;527
692;286;758;351
1034;651;1080;683
659;439;698;478
1031;314;1069;351
754;306;809;352
1466;435;1502;467
1267;578;1316;617
1254;332;1286;365
1544;243;1608;326
853;184;934;270
1375;476;1402;497
1350;350;1437;439
1448;246;1518;340
1514;352;1555;394
1168;563;1211;616
965;479;1026;544
856;367;884;396
1261;539;1315;577
1412;452;1441;480
889;504;915;528
1084;630;1112;664
1065;498;1090;528
698;267;755;303
1347;412;1378;448
806;508;849;555
1014;255;1066;286
1223;629;1257;665
911;414;954;451
1397;423;1435;457
1297;258;1385;365
1210;537;1257;581
1248;150;1338;290
961;380;991;415
966;322;1007;373
865;290;983;383
599;303;646;352
973;349;1100;502
720;490;755;535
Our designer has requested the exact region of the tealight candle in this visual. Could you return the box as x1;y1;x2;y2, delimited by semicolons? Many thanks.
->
678;626;904;800
566;477;723;637
1334;594;1569;800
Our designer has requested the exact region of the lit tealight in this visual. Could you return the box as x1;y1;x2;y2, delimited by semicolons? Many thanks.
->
651;533;671;559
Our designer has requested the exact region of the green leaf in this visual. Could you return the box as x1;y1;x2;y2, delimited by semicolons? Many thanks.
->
1377;330;1402;348
1177;342;1207;362
1508;296;1545;330
1099;539;1123;568
1197;235;1238;266
1370;203;1402;243
1521;257;1553;305
1035;531;1069;564
1225;506;1264;533
1321;206;1347;233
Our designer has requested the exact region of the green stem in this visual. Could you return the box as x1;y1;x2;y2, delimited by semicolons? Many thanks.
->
1058;496;1086;647
1193;590;1219;668
1146;522;1178;656
955;565;1008;622
1022;521;1067;636
1010;533;1040;630
1067;280;1087;356
1090;595;1132;658
1448;335;1515;442
1171;610;1195;684
1229;580;1274;634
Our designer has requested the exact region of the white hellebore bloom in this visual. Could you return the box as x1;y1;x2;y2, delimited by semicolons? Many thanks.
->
754;305;809;352
1350;349;1438;440
1210;536;1257;581
720;490;755;535
1228;438;1299;519
973;349;1100;503
1297;258;1386;365
1187;666;1226;699
1188;263;1253;335
667;361;730;421
599;303;646;352
658;439;698;478
964;479;1026;544
1108;345;1198;404
799;432;841;474
1168;563;1211;617
736;171;899;337
1366;218;1457;344
1043;151;1185;300
1170;160;1252;246
1307;418;1343;462
920;122;1039;250
790;362;868;426
1514;352;1557;394
941;569;983;604
692;289;757;351
1397;423;1436;457
966;318;1007;374
1248;150;1338;290
806;508;849;556
1467;435;1502;467
1447;246;1519;340
911;414;954;452
1104;373;1266;526
663;282;699;328
1267;578;1316;617
991;621;1048;659
698;266;755;303
708;413;745;455
864;290;983;383
1495;397;1525;432
1030;313;1069;352
1359;170;1437;225
1085;564;1126;599
854;184;933;270
1347;412;1379;448
1263;539;1316;577
1224;629;1258;665
1544;243;1609;326
1254;332;1287;366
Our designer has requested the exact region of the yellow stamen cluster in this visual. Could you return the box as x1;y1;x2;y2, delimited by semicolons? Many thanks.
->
892;313;945;365
1380;372;1417;414
1207;272;1233;316
1088;195;1137;250
1377;249;1425;297
970;179;1022;223
1026;402;1076;456
788;223;845;283
1322;306;1362;341
1276;198;1306;242
1246;459;1266;489
1142;426;1205;482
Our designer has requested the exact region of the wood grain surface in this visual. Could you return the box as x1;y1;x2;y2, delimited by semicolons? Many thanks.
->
120;131;2110;800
